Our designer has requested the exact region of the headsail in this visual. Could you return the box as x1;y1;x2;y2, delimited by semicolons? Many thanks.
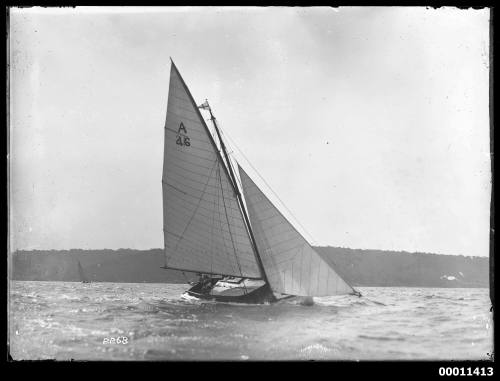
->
162;62;261;279
238;165;354;296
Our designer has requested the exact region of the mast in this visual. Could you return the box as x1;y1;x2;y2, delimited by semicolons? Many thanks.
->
204;103;271;286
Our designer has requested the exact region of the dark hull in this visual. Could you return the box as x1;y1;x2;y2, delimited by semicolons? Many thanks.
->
185;282;277;304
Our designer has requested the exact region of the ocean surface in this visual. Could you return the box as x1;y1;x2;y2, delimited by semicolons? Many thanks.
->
9;281;493;361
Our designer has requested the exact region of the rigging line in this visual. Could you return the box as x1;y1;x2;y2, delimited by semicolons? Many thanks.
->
164;141;224;163
215;164;231;276
216;163;249;294
215;163;240;277
219;124;308;241
162;146;219;170
166;163;239;196
164;244;237;269
163;221;255;263
217;123;318;245
206;116;270;284
164;183;242;215
208;176;215;295
217;159;246;279
165;158;221;179
209;161;218;278
212;118;239;189
164;207;251;241
166;158;219;264
247;193;281;289
164;177;242;203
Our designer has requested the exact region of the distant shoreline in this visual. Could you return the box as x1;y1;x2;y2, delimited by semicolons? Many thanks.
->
10;247;489;288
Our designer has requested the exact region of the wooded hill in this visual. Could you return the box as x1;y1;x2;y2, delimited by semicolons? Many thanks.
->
11;247;489;288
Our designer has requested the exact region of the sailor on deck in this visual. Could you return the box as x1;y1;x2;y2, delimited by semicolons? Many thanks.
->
200;274;212;294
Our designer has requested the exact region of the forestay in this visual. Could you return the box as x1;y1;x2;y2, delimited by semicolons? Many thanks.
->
162;63;261;279
238;165;354;296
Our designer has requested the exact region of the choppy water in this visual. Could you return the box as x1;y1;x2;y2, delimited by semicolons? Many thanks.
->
9;281;493;361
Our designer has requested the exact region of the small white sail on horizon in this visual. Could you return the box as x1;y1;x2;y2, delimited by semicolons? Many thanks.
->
77;260;90;283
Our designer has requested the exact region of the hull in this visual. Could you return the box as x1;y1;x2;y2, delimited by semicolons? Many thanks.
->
184;280;277;304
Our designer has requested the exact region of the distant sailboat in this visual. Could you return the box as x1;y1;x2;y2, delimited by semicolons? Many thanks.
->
77;260;90;283
161;60;360;304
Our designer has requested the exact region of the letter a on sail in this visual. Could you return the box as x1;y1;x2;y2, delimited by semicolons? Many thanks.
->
238;165;354;296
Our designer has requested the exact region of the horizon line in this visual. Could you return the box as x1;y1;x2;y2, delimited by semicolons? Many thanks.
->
10;247;489;258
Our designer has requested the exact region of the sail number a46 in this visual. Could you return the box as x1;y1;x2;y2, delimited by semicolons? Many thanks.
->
176;122;191;147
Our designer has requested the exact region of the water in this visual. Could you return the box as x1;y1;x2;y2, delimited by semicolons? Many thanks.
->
9;281;493;361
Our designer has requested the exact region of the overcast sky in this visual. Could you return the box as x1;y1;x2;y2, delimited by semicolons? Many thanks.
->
9;7;490;257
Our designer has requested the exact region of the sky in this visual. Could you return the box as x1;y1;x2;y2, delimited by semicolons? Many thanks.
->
9;6;491;257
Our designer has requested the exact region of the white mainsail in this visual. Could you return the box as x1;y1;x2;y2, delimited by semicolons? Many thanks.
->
162;63;261;279
238;165;354;296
